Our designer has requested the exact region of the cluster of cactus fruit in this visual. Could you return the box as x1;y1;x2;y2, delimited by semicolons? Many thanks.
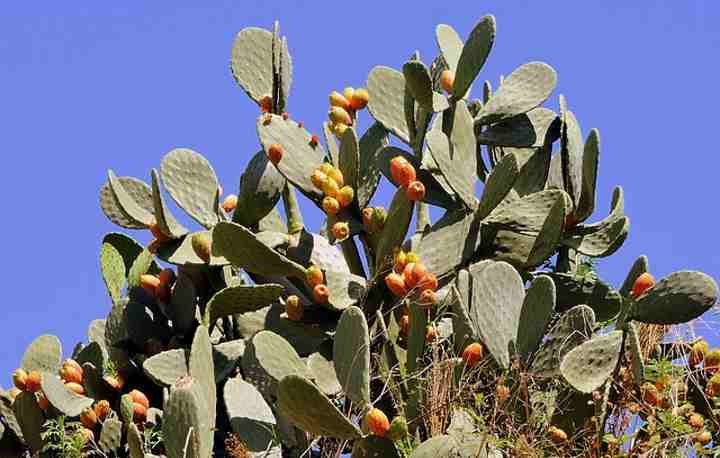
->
1;13;720;458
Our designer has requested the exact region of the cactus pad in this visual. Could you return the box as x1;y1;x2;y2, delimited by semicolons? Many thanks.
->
531;304;596;377
143;349;189;386
21;335;62;374
204;283;284;326
632;271;719;325
333;306;371;406
224;377;277;452
367;66;410;143
516;275;555;361
560;330;623;393
41;374;93;417
453;15;496;99
100;174;154;229
231;27;273;104
235;150;286;228
151;168;189;239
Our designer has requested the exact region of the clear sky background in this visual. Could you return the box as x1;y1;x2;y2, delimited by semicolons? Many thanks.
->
1;1;719;382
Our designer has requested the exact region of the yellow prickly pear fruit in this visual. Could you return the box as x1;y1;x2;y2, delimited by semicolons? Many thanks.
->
329;91;351;111
322;196;340;215
327;167;344;188
321;177;340;198
285;295;303;321
350;87;369;110
12;368;27;391
548;426;567;444
191;232;212;263
329;106;352;126
222;194;238;213
343;87;355;103
336;186;354;207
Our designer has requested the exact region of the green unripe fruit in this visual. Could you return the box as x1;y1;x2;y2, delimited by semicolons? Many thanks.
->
386;416;408;441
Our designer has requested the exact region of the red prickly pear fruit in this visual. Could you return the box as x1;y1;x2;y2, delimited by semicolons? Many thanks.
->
285;295;304;321
25;371;42;393
60;365;83;385
321;176;340;198
133;402;147;423
312;284;330;304
12;368;27;391
80;407;98;429
191;232;212;263
327;167;344;188
129;389;150;409
366;408;390;437
328;106;352;126
329;91;351;111
94;400;111;421
393;250;407;273
440;70;455;93
222;194;238;213
548;426;567;444
425;325;437;343
417;272;438;292
343;87;355;104
65;382;85;396
402;262;427;290
418;289;437;307
311;170;328;190
399;314;410;337
330;222;350;242
80;428;95;445
462;343;483;367
36;391;49;411
689;414;704;430
336;186;354;208
322;196;340;216
350;87;369;110
564;213;577;229
390;156;416;188
406;181;426;201
281;112;289;120
139;274;161;297
385;273;407;297
267;143;283;165
309;134;320;148
305;265;324;288
148;221;170;243
631;272;656;298
362;207;374;227
259;95;272;113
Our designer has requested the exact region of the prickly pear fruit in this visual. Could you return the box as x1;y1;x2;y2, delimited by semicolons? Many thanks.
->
394;250;407;273
362;207;374;227
267;143;283;165
693;431;712;446
350;88;369;110
191;232;212;263
708;373;720;396
631;272;656;298
158;268;176;287
402;262;427;290
405;251;420;264
417;272;438;292
259;95;272;113
386;416;408;441
336;186;354;208
332;122;349;139
305;265;324;288
133;402;147;423
406;180;426;201
366;408;390;437
390;156;416;188
12;368;27;391
329;106;352;126
222;194;238;213
149;221;170;243
462;343;483;367
343;87;355;104
418;289;437;307
312;284;330;304
285;295;303;321
322;196;340;215
94;400;111;421
689;414;704;430
129;389;150;409
36;392;49;411
60;364;83;385
399;314;410;337
329;91;351;111
25;371;42;393
327;167;344;188
385;273;407;297
548;426;567;444
66;382;85;395
309;134;320;148
139;274;161;297
80;407;98;429
321;176;340;198
104;374;123;391
319;163;334;175
311;170;328;190
330;221;350;242
439;70;455;93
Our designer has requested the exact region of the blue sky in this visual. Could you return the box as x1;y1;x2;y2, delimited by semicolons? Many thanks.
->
1;1;719;381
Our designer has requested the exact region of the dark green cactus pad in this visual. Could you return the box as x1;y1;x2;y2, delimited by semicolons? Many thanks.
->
559;96;583;208
403;61;448;112
426;102;477;209
163;379;207;458
213;222;306;279
526;195;567;266
469;261;524;368
213;340;245;383
41;374;93;417
12;393;43;453
367;66;410;143
307;344;342;396
323;121;340;166
550;272;622;322
104;297;129;346
156;231;229;266
100;174;154;229
560;330;623;393
127;422;145;458
203;284;284;326
485;189;568;232
339;128;360;201
563;215;629;258
516;275;555;361
107;170;155;228
476;108;559;148
357;122;389;209
0;395;24;446
143;349;189;386
101;232;145;278
242;331;308;397
151;169;188;240
81;362;114;401
531;304;596;377
574;129;600;223
508;147;552;198
99;418;123;453
416;209;481;278
619;255;649;298
352;436;400;458
448;285;476;353
476;152;520;219
189;325;216;453
160;148;222;229
286;230;350;275
169;272;198;335
256;114;326;201
100;241;126;304
277;374;362;440
626;322;644;384
127;248;160;288
374;188;414;271
125;298;170;348
333;306;371;406
21;335;62;374
224;377;277;453
475;62;557;126
632;271;719;324
435;24;463;74
75;341;106;374
452;16;495;99
231;27;273;104
234;150;286;228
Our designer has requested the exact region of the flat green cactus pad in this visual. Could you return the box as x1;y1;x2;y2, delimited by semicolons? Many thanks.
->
453;16;495;99
333;306;371;406
367;66;410;144
203;283;284;326
224;377;277;452
21;335;62;374
41;373;93;417
560;330;623;393
632;271;719;325
231;27;273;104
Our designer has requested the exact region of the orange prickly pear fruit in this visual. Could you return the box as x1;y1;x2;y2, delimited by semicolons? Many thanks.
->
365;408;390;437
385;273;407;297
331;221;350;242
12;368;27;391
694;431;712;446
259;95;272;113
343;87;355;104
462;343;483;367
133;402;147;423
327;167;344;188
129;389;150;409
94;400;111;421
439;69;455;93
417;272;438;292
25;371;42;393
350;88;369;110
60;364;83;385
80;407;98;429
309;134;320;148
285;295;303;321
336;186;354;208
418;289;437;307
329;91;351;111
329;106;352;126
548;426;567;444
631;273;656;298
688;414;704;430
321;176;340;198
191;232;212;263
406;180;426;201
222;194;238;213
394;250;407;273
66;382;85;396
425;325;438;343
139;274;161;297
399;314;410;337
322;196;340;215
148;221;170;243
311;170;328;190
62;358;83;376
267;143;283;165
36;391;49;410
312;284;330;304
158;268;176;287
402;262;427;290
390;156;416;188
362;207;374;227
305;265;324;288
103;374;123;391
